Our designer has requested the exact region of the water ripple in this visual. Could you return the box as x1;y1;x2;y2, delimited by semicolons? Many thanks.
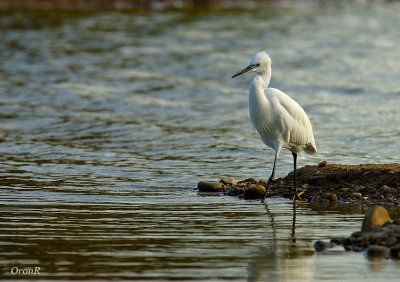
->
1;3;400;280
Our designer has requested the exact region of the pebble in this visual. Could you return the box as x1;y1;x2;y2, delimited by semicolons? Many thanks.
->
243;184;266;200
322;206;400;258
328;193;338;202
367;231;387;243
314;240;333;252
386;195;394;202
220;177;235;186
361;206;392;233
227;187;243;197
382;185;396;194
351;192;362;199
390;245;400;258
197;181;223;192
354;185;366;192
387;235;397;246
238;177;258;184
318;160;328;167
311;194;320;203
366;245;390;258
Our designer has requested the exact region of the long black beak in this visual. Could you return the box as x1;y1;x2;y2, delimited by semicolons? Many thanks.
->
232;64;257;78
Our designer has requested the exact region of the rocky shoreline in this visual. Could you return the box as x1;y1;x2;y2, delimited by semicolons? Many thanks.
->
197;162;400;205
198;164;400;259
315;206;400;259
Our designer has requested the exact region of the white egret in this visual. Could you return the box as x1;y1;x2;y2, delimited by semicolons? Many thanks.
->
232;51;317;203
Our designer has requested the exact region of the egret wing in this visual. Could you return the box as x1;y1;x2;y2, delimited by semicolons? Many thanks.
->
267;88;317;154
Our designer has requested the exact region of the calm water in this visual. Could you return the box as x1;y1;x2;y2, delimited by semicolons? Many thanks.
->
1;2;400;280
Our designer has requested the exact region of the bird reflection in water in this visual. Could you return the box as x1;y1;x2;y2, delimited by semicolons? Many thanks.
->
247;200;315;281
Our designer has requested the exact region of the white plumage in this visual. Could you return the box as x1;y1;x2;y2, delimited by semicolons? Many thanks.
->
232;51;316;202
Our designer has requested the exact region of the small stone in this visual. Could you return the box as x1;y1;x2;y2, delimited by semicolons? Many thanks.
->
393;219;400;225
354;185;366;192
387;235;397;247
314;240;332;252
366;245;390;258
340;187;351;192
197;181;223;192
351;192;362;199
361;240;370;249
390;245;400;258
330;238;343;246
361;206;392;233
311;194;320;203
227;187;243;196
382;185;396;194
220;177;235;186
238;177;258;185
351;245;364;252
328;193;338;202
318;160;328;167
343;237;352;251
243;184;266;200
388;224;400;233
367;231;387;244
302;183;310;189
351;231;363;238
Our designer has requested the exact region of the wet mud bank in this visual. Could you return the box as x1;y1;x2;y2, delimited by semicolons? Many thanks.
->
197;162;400;205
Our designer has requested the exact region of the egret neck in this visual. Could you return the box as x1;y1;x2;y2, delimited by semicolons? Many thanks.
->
249;71;272;143
249;68;271;114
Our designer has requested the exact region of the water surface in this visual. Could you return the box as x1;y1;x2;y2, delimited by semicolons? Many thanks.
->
1;2;400;280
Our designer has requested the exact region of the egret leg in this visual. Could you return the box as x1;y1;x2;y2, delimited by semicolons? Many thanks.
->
292;152;304;200
292;152;297;192
291;198;296;243
261;147;280;203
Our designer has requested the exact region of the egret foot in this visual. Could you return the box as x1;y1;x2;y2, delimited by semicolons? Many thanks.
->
261;192;267;203
293;190;304;201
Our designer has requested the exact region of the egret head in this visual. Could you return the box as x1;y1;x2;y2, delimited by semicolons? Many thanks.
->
232;51;271;78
